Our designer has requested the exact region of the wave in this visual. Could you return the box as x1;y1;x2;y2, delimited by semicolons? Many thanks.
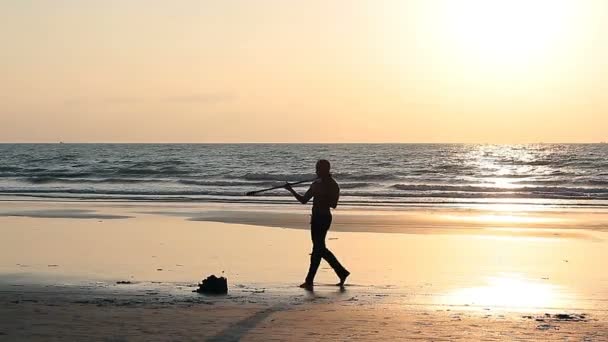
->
338;182;375;189
23;177;159;184
0;189;246;196
0;166;22;172
242;173;316;181
347;191;608;200
337;173;401;181
15;177;374;189
480;173;539;179
391;184;608;194
110;167;192;176
2;187;608;200
518;160;553;166
20;171;95;178
1;166;193;178
129;160;188;167
517;179;608;187
178;179;273;187
243;172;401;182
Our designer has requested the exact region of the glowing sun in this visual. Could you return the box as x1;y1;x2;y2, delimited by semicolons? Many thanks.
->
441;0;578;67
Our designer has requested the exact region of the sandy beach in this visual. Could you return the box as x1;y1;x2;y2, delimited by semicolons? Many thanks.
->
1;199;607;341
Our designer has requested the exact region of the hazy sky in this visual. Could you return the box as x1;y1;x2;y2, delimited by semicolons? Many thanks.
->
1;0;606;143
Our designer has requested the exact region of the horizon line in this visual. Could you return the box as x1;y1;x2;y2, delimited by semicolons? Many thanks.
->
1;141;606;145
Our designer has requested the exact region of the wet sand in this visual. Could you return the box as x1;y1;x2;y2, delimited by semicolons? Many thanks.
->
0;200;607;340
3;289;607;341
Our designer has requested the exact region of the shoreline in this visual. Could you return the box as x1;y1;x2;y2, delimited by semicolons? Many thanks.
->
1;198;607;233
3;194;608;209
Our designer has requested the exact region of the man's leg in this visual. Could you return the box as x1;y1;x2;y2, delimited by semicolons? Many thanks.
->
320;216;349;284
321;248;348;279
304;224;327;285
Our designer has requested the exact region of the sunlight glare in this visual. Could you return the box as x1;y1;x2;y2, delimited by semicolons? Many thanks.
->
446;275;560;309
470;214;553;225
442;0;577;67
442;213;558;226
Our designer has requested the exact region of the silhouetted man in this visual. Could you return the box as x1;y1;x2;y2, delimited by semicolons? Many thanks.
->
284;159;350;291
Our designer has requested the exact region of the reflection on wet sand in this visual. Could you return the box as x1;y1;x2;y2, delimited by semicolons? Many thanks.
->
444;274;562;309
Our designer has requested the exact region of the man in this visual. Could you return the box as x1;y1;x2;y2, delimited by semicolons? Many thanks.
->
284;159;350;291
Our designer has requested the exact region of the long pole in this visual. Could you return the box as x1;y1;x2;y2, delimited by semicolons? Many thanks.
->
245;178;316;196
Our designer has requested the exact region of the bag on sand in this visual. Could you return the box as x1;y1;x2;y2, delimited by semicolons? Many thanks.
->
195;275;228;294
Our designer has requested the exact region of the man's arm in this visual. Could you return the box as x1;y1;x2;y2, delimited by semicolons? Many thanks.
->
285;183;314;204
329;182;340;209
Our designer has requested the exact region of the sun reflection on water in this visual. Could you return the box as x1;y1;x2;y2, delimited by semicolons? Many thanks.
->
444;274;562;309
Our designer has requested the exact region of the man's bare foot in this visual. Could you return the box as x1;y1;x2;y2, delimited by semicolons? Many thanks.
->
336;271;350;287
299;282;314;291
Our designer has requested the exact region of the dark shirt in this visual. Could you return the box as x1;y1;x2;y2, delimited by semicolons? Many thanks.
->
302;176;340;216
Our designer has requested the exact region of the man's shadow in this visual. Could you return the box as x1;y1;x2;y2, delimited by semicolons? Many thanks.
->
206;287;348;341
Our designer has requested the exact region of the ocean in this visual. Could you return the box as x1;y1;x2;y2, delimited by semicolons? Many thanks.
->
1;143;607;207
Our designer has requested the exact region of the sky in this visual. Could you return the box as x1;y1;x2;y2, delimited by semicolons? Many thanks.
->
1;0;607;143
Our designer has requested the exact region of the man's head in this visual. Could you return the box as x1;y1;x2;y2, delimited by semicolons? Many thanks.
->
316;159;331;178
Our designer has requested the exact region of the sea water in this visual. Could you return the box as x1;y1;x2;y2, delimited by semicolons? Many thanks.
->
1;144;607;207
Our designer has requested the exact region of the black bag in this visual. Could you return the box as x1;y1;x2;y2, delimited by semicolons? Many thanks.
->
195;275;228;294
